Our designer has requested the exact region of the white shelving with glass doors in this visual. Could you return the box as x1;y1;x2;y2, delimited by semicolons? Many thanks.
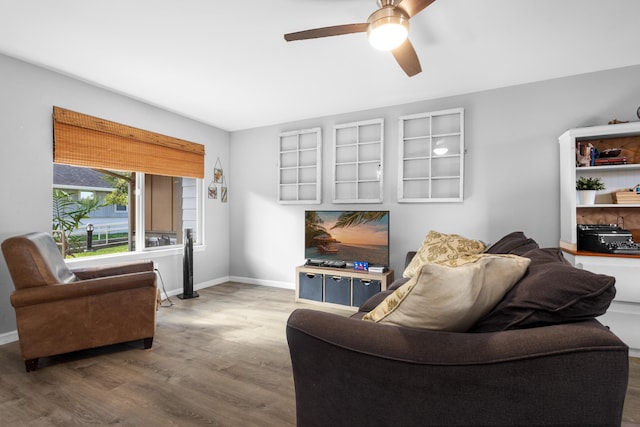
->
333;119;384;203
277;127;322;204
398;108;464;203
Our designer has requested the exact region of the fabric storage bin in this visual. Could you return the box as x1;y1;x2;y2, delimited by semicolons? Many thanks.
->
325;275;351;305
352;278;382;307
299;272;323;301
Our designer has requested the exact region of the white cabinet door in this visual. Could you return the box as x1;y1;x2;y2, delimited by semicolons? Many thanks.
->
333;119;384;203
398;108;464;203
278;127;322;204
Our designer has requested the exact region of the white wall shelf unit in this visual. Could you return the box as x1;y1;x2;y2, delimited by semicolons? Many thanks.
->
559;122;640;247
398;108;464;203
332;119;384;203
277;127;322;204
558;121;640;349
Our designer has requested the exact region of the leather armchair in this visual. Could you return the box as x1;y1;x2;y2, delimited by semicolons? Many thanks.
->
2;232;158;372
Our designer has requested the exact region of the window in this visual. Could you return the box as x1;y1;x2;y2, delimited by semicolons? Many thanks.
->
52;107;205;257
142;173;201;249
52;166;203;256
79;191;95;200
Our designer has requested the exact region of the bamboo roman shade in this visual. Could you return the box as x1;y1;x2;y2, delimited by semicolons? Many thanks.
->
53;106;205;179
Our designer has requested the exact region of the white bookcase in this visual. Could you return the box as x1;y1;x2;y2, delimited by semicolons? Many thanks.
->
398;108;464;203
333;119;384;203
558;121;640;350
277;127;322;204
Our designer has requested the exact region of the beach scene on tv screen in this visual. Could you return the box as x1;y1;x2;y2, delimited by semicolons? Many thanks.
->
305;211;389;266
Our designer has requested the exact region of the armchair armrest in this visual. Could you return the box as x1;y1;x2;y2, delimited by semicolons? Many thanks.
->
10;271;157;308
287;309;628;426
72;260;154;280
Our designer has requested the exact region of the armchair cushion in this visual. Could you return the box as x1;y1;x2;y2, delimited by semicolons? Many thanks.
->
471;247;616;332
364;254;530;332
72;260;155;280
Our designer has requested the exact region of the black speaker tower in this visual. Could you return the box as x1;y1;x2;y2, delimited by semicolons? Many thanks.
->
178;228;199;299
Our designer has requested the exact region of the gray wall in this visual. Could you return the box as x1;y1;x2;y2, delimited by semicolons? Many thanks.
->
0;53;230;337
2;49;639;338
229;64;640;286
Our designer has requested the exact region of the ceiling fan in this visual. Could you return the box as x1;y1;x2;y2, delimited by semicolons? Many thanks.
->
284;0;435;77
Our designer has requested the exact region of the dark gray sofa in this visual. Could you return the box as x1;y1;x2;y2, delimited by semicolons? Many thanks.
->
286;232;629;426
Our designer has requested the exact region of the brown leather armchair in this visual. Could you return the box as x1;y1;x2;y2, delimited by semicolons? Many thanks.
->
2;232;158;372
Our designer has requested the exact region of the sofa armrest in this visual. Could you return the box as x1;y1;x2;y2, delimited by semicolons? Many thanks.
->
287;309;628;426
10;271;157;308
72;260;154;279
405;251;417;269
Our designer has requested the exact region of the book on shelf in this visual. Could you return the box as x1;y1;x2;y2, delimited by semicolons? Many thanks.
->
576;142;595;167
593;157;628;166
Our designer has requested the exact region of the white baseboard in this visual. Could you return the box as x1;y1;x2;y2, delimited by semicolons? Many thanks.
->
0;330;18;345
229;276;295;290
158;276;231;299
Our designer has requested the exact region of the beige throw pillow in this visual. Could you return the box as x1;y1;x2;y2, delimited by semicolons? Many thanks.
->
363;254;531;332
403;231;485;278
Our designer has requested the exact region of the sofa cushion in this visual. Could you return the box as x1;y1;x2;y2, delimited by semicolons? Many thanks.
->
363;254;531;332
470;247;616;332
356;278;409;315
357;289;394;313
484;231;539;255
402;231;486;278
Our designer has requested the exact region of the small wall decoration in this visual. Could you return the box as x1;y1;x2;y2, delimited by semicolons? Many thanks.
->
221;181;228;203
214;157;224;183
208;184;218;199
208;157;227;202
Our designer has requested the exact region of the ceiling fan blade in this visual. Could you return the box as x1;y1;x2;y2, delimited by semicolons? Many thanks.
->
284;23;368;42
396;0;436;18
391;38;422;77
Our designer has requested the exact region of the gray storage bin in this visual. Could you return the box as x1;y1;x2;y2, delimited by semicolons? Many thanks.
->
325;275;351;305
299;272;323;301
352;278;382;307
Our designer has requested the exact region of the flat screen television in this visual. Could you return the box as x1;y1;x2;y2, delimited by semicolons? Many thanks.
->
305;210;389;267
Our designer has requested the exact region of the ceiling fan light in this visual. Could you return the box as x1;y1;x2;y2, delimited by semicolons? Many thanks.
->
367;7;409;51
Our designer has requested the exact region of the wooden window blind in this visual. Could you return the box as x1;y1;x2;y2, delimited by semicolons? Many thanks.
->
53;106;205;179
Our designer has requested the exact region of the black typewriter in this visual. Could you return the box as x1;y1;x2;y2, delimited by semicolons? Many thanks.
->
577;224;640;254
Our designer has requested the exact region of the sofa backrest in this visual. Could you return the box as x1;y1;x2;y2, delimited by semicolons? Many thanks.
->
1;232;77;289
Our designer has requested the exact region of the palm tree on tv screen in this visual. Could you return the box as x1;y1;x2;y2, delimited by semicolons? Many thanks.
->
305;211;328;248
331;211;387;229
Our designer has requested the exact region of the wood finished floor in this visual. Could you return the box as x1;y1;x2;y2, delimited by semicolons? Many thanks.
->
0;281;638;426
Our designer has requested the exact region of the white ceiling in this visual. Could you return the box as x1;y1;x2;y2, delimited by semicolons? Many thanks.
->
1;0;639;131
